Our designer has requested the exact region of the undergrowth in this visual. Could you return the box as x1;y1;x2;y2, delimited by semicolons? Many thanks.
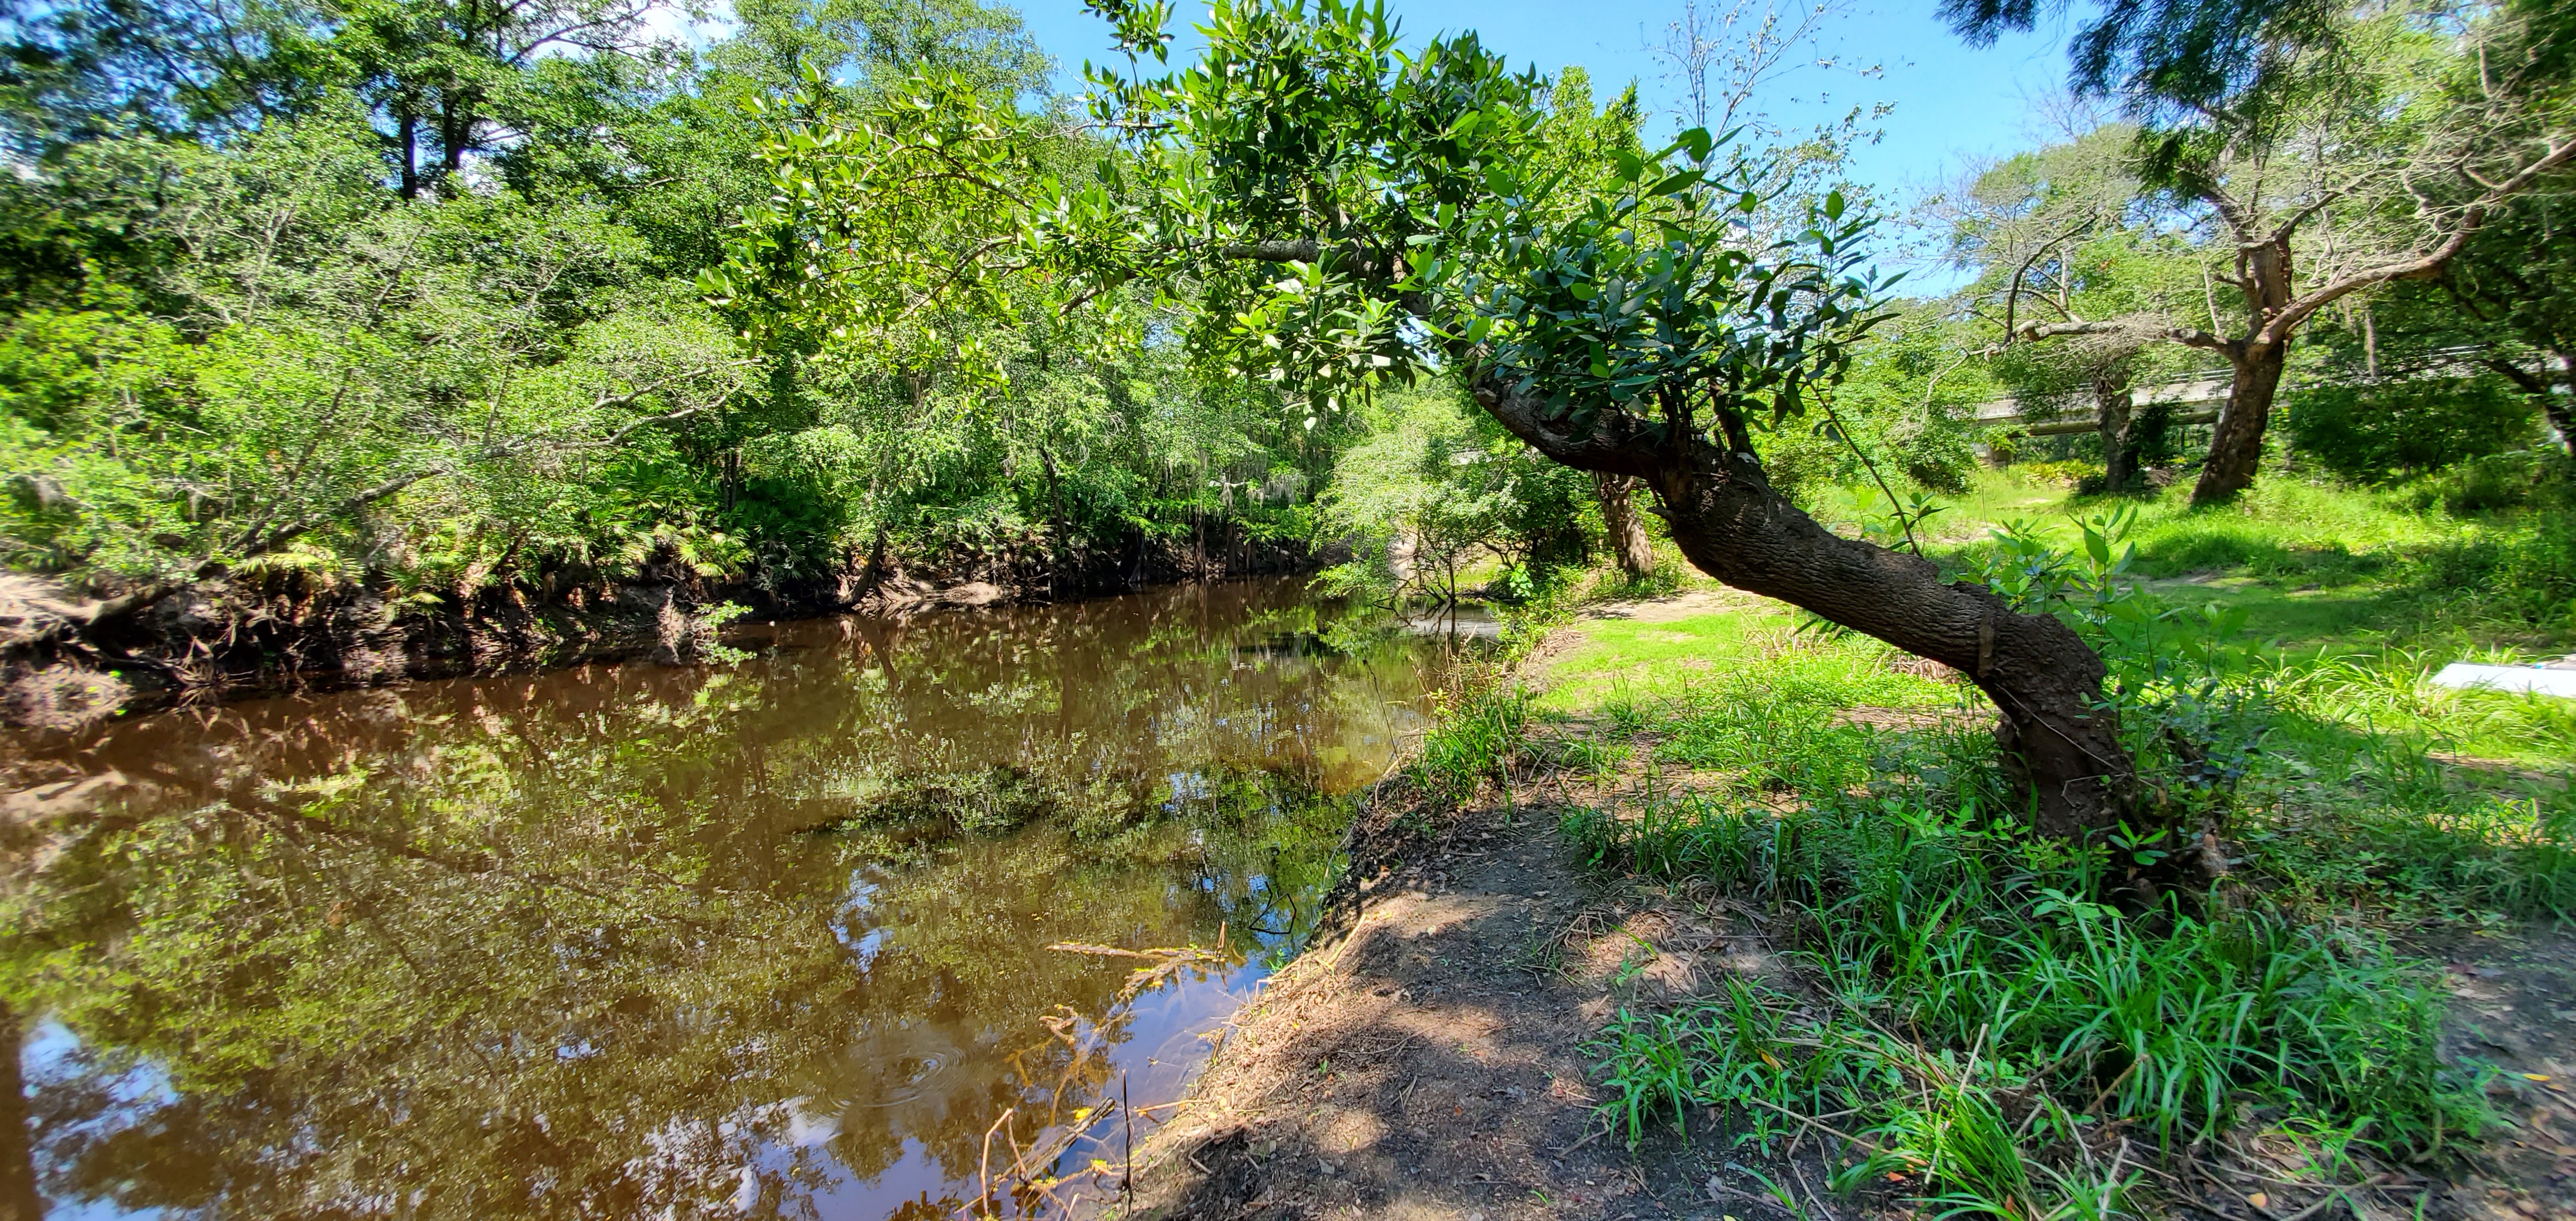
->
1573;791;2491;1193
1406;560;1663;804
1560;499;2570;1218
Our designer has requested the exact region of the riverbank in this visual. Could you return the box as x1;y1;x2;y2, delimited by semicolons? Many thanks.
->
1120;566;2576;1221
1;575;1452;1220
0;532;1320;729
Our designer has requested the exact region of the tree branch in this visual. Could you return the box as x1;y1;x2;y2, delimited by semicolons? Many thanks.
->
1464;367;1662;479
1216;239;1324;262
2277;138;2576;342
2016;318;2241;357
2269;136;2576;343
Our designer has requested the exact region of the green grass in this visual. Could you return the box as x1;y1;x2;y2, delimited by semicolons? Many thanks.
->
1570;777;2513;1217
1529;600;1775;713
1912;470;2574;651
1530;472;2574;1217
1409;675;1531;804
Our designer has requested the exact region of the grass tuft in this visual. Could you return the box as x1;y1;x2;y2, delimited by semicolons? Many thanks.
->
1551;475;2576;1216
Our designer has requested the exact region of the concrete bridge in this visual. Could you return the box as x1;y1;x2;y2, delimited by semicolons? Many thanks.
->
1969;374;2232;436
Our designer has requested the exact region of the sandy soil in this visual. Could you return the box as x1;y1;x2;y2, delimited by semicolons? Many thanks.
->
1123;798;2575;1221
1126;779;1789;1221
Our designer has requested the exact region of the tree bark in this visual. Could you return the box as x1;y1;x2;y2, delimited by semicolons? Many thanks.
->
1471;376;2141;841
2483;352;2576;461
2094;374;2137;494
2549;353;2575;460
442;98;467;176
1593;471;1656;579
1039;446;1072;597
396;111;420;200
2191;342;2286;505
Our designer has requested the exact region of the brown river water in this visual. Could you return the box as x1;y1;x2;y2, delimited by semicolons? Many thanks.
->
0;578;1480;1220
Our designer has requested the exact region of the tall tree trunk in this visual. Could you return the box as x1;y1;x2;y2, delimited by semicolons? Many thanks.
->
441;97;468;177
1474;377;2141;841
2191;342;2286;506
0;1001;40;1221
2548;352;2575;460
2094;375;2137;494
1593;471;1655;578
397;111;421;200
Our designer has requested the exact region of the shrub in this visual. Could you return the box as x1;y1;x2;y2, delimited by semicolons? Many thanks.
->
2283;374;2539;482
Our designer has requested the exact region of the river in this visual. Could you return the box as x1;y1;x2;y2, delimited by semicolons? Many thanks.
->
0;578;1476;1220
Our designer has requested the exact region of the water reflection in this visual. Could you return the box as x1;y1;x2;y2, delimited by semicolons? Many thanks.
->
0;578;1457;1220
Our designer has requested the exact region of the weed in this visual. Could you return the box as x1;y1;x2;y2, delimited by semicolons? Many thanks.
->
1578;789;2503;1221
1409;678;1530;803
1562;501;2564;1218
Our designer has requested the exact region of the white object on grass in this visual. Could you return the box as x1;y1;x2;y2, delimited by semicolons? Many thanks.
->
2430;663;2576;698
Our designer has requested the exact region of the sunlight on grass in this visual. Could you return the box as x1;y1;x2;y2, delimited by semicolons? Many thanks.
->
1533;604;1783;713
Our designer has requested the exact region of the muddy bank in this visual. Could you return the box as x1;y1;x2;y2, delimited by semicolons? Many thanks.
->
1123;733;1864;1221
1126;747;2575;1221
1;527;1322;728
1126;787;1693;1221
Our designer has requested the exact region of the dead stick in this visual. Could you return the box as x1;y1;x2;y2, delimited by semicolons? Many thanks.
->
977;1107;1015;1218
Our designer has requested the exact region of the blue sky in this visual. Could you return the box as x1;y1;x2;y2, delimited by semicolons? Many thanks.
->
1007;1;2086;291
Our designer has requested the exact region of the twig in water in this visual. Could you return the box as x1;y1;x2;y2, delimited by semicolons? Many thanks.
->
976;1107;1015;1219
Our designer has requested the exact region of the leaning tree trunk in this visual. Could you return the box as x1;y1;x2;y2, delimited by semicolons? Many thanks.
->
1472;377;2141;841
2191;341;2286;506
2094;375;2137;494
1593;471;1656;579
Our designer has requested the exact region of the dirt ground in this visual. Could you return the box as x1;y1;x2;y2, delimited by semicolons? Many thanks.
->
1125;776;1775;1221
1117;595;2575;1221
2435;926;2576;1220
1121;757;2576;1221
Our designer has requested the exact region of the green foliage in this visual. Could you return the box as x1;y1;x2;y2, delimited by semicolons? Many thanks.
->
0;113;759;587
1315;386;1595;603
1445;138;1891;444
2284;375;2542;482
1558;493;2564;1208
1408;677;1531;805
1764;302;1988;500
1032;0;1898;479
2412;512;2576;634
0;0;1358;602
